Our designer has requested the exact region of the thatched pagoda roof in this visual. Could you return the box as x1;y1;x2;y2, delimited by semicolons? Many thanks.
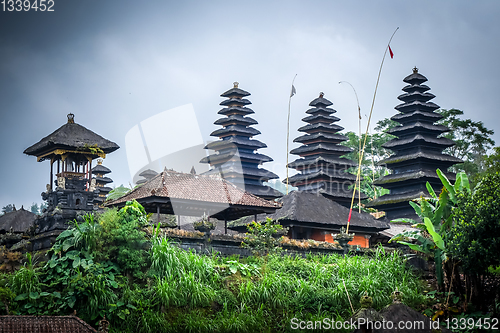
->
24;114;119;160
0;207;37;234
139;169;159;178
91;164;111;174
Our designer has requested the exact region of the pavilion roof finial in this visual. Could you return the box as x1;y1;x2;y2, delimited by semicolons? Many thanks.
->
412;67;418;74
319;92;324;98
233;81;239;88
67;113;75;124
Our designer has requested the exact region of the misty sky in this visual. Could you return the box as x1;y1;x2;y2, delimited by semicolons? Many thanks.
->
1;0;499;209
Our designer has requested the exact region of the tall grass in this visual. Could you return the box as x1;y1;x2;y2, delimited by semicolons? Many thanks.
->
8;253;40;295
149;236;220;284
148;236;425;321
39;234;429;332
150;236;220;309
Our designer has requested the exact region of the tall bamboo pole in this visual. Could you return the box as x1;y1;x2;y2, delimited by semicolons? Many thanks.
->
339;81;362;213
286;74;297;195
346;27;399;233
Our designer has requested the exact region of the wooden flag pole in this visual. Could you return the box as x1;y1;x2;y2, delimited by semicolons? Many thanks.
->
286;74;297;195
339;81;362;213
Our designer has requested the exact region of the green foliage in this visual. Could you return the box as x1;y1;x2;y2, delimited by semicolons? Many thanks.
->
391;169;471;289
224;260;260;277
29;203;39;215
149;236;218;284
4;200;150;319
242;217;288;256
8;253;40;296
448;172;500;275
476;146;500;183
39;213;123;320
51;214;101;254
97;201;149;279
436;109;495;185
437;109;495;162
4;226;429;332
106;185;132;202
81;143;105;156
1;204;13;215
342;130;394;165
340;120;396;201
193;214;216;233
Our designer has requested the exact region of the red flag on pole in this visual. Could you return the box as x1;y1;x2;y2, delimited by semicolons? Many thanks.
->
389;45;394;59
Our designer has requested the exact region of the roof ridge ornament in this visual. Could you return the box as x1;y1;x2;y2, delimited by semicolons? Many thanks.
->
233;81;239;88
413;67;418;74
319;92;324;98
67;113;75;124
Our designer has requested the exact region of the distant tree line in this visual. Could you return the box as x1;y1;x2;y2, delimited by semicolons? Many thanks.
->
1;202;47;216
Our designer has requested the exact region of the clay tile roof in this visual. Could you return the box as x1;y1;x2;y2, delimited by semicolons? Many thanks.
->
0;208;37;234
105;171;280;209
0;315;97;333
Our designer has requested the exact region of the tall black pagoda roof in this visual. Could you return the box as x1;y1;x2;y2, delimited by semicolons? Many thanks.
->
200;82;281;200
24;114;119;159
285;92;366;206
91;159;114;206
91;159;111;174
368;68;462;220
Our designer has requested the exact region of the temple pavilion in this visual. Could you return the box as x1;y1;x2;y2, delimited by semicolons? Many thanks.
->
230;191;388;247
231;93;388;248
105;169;281;233
367;68;462;220
286;92;366;205
200;82;282;200
24;114;119;250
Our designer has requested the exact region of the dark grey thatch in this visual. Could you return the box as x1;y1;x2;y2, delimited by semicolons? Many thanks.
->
230;191;388;233
200;82;280;200
0;315;97;333
24;114;119;158
139;169;159;178
220;86;251;98
0;208;37;234
91;164;111;174
368;68;462;220
285;93;366;205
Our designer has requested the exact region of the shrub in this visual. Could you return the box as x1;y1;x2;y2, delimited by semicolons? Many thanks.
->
242;217;288;256
449;172;500;275
98;201;149;279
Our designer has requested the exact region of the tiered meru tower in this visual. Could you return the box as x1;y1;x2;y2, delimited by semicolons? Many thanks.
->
91;159;113;206
200;82;282;200
368;68;462;220
286;92;366;206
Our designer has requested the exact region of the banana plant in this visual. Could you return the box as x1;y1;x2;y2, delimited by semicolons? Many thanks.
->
390;169;470;289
